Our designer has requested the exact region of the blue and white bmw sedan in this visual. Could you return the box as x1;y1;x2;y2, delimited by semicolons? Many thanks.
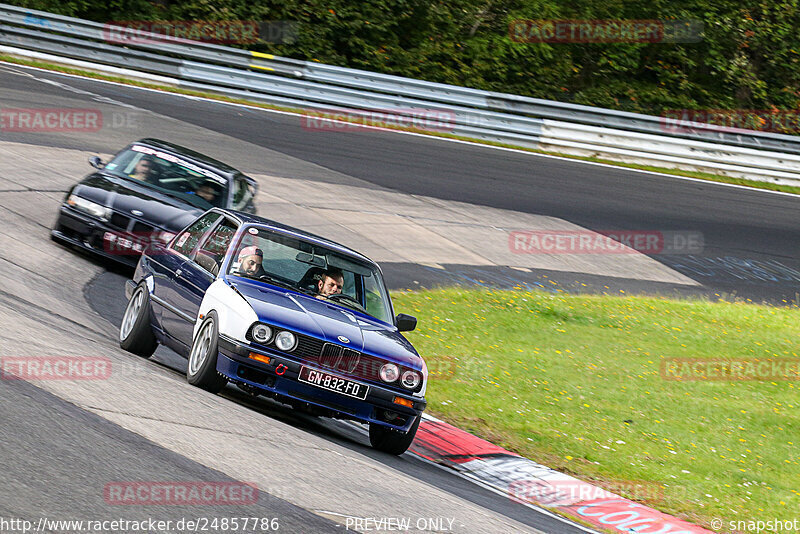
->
120;208;427;454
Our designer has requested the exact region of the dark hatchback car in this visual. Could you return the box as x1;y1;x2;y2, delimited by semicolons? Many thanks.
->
51;138;258;266
119;208;427;454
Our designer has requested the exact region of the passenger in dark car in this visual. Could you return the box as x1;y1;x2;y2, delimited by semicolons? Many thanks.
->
195;181;221;205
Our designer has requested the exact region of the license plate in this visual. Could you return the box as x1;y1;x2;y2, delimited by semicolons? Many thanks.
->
298;366;369;400
103;231;145;253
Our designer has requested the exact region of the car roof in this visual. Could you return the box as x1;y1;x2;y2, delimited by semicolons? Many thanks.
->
131;138;245;180
215;208;377;266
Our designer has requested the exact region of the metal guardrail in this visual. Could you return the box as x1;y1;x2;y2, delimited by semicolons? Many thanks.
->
0;23;183;76
1;2;800;185
0;3;304;76
299;61;800;157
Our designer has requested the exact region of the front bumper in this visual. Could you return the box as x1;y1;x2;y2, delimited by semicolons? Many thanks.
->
218;335;426;432
51;205;142;267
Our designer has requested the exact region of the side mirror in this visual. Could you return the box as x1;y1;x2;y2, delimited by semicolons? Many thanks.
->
89;156;105;169
396;313;417;332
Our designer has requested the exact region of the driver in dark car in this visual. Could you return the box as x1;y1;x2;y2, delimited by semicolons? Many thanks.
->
129;155;159;184
316;269;344;299
237;246;266;278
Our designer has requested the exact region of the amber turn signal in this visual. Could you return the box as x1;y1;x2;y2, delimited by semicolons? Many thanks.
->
392;396;413;408
248;352;271;365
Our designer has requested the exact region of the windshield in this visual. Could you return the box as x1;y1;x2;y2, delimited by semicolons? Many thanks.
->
227;226;394;324
104;145;229;209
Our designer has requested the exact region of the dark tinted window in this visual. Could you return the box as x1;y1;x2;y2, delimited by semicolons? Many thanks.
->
172;212;222;257
194;219;238;272
232;176;255;210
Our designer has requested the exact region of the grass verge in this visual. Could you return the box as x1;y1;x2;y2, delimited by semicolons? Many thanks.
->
2;52;800;196
392;288;799;529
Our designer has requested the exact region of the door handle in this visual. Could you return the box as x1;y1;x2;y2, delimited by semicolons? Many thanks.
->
175;269;182;277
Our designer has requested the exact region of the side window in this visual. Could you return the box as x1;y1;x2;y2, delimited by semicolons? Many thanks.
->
172;212;222;257
232;176;255;210
363;273;390;323
341;271;356;299
194;220;237;273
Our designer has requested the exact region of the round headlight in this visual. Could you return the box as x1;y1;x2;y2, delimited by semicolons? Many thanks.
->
380;363;400;383
401;370;421;389
251;324;272;344
274;331;297;352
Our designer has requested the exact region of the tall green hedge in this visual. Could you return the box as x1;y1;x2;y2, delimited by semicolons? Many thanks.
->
10;0;800;120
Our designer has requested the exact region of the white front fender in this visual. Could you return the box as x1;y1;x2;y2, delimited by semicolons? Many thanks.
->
195;280;257;341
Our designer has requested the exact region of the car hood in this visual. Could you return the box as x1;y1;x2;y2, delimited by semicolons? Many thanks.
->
72;172;203;231
230;278;422;369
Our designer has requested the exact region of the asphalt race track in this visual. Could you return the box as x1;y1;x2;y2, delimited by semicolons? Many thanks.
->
3;63;799;302
3;63;800;302
0;61;798;533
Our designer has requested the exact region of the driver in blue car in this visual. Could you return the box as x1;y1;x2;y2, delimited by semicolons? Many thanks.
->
237;246;266;278
316;269;344;299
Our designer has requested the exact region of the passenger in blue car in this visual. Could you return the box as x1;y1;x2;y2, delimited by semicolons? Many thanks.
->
315;269;344;299
237;246;266;278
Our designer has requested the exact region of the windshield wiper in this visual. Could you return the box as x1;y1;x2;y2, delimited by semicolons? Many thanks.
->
257;274;303;293
158;189;190;202
234;272;314;295
325;293;368;314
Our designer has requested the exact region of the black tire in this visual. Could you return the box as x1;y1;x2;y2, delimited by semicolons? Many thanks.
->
369;414;421;455
187;311;227;393
119;283;157;358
